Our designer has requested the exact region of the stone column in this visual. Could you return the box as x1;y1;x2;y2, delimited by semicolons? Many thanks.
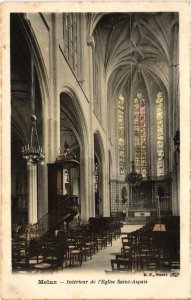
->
49;14;60;162
87;35;96;219
28;164;38;224
38;106;49;219
71;168;79;196
80;155;89;221
171;24;179;216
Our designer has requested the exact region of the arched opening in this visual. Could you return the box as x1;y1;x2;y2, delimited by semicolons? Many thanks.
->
94;132;104;217
9;12;181;277
11;14;44;227
94;154;101;216
60;91;88;221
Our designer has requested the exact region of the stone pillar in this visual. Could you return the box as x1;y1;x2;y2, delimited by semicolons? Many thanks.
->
86;35;96;219
80;155;89;221
90;156;95;218
172;154;180;216
71;168;79;196
37;107;49;219
102;160;110;217
28;164;38;224
171;24;179;216
49;14;60;162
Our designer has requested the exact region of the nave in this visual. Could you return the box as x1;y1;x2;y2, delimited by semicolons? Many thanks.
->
62;225;142;273
12;220;180;274
10;12;181;276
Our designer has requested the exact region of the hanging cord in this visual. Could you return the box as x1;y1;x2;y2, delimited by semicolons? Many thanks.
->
30;55;41;153
31;54;35;116
130;13;132;101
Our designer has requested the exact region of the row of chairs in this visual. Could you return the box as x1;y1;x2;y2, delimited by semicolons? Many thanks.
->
111;223;180;273
12;223;121;272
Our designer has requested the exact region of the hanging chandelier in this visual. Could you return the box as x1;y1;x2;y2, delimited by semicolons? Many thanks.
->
125;160;142;187
22;115;45;165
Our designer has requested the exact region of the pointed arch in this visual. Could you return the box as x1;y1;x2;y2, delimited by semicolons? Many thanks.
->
17;13;50;104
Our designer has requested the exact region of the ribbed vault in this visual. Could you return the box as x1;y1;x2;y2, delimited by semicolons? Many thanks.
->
11;14;42;146
92;12;178;100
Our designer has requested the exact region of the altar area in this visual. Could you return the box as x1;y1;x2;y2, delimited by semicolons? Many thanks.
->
126;179;172;222
128;208;156;218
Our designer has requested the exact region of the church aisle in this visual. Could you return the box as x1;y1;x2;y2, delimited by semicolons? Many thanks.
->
61;225;142;273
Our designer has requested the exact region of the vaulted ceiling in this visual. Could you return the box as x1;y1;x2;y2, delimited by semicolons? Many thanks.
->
92;12;179;100
11;12;179;148
11;14;42;146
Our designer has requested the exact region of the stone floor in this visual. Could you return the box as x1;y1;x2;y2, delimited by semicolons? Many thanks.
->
62;224;142;273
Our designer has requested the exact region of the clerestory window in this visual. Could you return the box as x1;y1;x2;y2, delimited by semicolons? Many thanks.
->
133;92;147;177
156;91;165;176
117;94;125;175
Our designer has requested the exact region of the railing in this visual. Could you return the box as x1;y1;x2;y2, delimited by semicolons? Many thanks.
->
26;212;49;239
57;195;79;212
13;196;79;240
29;196;78;239
56;195;79;228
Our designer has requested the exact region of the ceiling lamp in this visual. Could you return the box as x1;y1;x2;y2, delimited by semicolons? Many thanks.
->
22;115;45;165
22;55;45;166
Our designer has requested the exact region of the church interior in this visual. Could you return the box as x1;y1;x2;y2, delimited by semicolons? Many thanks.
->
11;12;180;273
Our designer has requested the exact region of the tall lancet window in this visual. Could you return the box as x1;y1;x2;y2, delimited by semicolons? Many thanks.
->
118;94;125;175
94;159;99;193
63;13;80;77
156;91;165;176
134;92;147;177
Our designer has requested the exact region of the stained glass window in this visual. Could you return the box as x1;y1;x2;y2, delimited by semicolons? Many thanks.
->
94;161;99;193
156;91;165;176
63;14;80;77
134;93;147;177
63;13;69;59
118;94;125;175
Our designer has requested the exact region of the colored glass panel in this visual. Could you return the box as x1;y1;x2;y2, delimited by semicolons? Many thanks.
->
133;93;147;177
94;161;99;193
63;14;80;76
118;94;125;175
156;92;165;176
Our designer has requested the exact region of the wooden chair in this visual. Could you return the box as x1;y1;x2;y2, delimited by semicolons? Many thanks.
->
12;240;30;272
68;238;83;267
38;238;65;272
85;235;98;255
103;230;113;246
95;233;107;250
111;254;132;272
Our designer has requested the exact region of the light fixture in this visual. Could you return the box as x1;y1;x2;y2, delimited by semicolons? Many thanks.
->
22;55;45;166
153;223;166;231
22;115;45;165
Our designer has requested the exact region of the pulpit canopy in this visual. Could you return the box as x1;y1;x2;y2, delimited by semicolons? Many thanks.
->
55;140;80;169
